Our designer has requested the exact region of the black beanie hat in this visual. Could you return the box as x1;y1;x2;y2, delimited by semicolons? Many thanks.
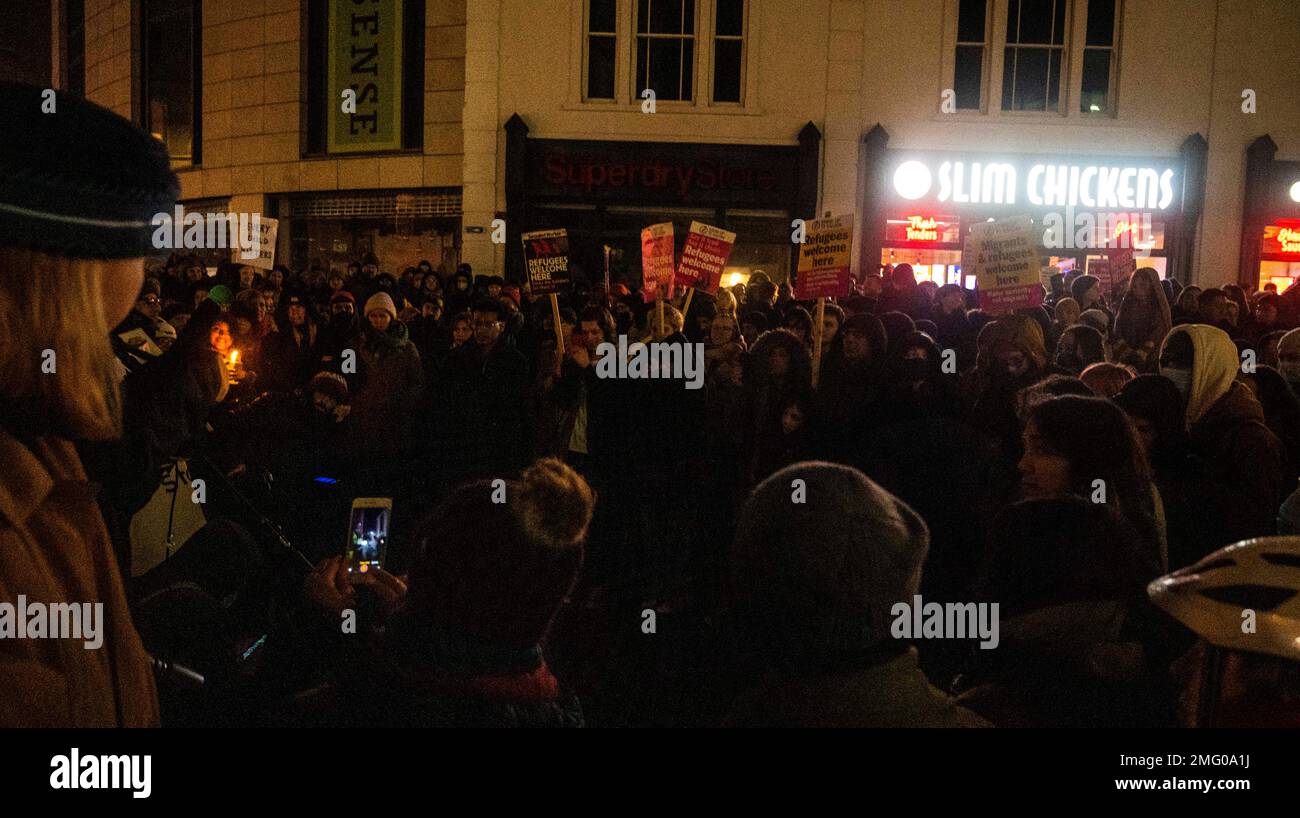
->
0;82;179;259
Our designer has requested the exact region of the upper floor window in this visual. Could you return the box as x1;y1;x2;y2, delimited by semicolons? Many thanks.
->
1081;0;1119;113
635;0;696;102
581;0;747;107
142;0;202;166
712;0;745;103
1002;0;1068;112
63;0;86;98
587;0;618;100
954;0;989;110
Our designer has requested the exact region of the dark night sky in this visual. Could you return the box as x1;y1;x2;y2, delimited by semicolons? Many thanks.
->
0;0;52;87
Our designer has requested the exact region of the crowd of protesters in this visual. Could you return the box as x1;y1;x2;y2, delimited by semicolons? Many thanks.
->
4;84;1300;730
92;248;1300;728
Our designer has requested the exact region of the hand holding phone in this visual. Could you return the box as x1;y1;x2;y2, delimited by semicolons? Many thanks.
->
345;497;392;582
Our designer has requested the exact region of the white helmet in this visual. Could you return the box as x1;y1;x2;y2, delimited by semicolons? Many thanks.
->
1148;537;1300;660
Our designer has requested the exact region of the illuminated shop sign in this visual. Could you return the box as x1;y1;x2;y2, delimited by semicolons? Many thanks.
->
890;156;1180;210
1263;220;1300;255
906;215;939;241
884;214;960;245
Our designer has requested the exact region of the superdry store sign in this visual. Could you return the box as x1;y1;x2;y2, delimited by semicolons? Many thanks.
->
885;152;1184;213
525;138;800;208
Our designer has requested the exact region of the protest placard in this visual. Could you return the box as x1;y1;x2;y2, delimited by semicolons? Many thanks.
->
522;228;571;295
641;222;675;303
964;216;1044;315
675;221;735;295
795;215;854;300
241;216;278;270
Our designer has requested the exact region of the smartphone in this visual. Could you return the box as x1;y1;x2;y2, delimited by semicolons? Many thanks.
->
345;497;392;580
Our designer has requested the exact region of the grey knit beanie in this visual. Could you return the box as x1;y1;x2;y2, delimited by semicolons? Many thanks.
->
732;461;930;671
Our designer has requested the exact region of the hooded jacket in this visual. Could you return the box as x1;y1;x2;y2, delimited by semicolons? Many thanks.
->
726;462;989;727
1113;267;1172;355
745;330;813;483
1162;325;1284;551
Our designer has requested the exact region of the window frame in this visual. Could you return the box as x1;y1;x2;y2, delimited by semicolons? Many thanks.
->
951;0;992;113
139;0;203;167
62;0;86;98
708;0;747;106
1078;0;1122;117
632;0;699;105
571;0;756;113
583;0;619;101
1000;0;1072;115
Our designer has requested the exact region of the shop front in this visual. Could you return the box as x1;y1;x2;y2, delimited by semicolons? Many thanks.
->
270;189;463;276
1240;136;1300;292
503;115;820;291
857;125;1208;289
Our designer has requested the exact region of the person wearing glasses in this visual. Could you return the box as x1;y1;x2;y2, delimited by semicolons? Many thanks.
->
110;278;169;373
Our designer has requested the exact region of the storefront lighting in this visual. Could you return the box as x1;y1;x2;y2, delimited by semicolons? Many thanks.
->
1290;180;1300;203
894;161;932;200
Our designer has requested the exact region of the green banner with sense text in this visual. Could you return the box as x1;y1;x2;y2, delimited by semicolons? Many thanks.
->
327;0;404;154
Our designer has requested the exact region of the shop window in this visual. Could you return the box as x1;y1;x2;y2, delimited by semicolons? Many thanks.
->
1002;0;1068;113
63;0;85;97
712;0;745;104
954;0;989;110
586;0;618;100
142;0;201;167
1081;0;1119;114
635;0;696;102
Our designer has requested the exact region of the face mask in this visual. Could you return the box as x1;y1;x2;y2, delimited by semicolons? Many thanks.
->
1163;366;1193;401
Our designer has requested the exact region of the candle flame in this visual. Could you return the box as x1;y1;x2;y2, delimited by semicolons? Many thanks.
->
229;350;239;365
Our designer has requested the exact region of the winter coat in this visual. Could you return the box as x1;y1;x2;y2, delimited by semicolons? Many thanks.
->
445;338;531;473
1169;325;1286;550
955;599;1173;728
744;329;813;485
1186;381;1284;550
260;324;321;393
348;322;424;454
0;430;159;726
725;647;989;728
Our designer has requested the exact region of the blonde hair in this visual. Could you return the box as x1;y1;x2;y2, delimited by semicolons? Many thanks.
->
642;303;684;341
513;457;596;548
714;289;737;317
0;247;124;440
1080;362;1135;399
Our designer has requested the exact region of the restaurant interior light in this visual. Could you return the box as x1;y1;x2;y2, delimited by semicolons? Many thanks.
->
1290;180;1300;203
